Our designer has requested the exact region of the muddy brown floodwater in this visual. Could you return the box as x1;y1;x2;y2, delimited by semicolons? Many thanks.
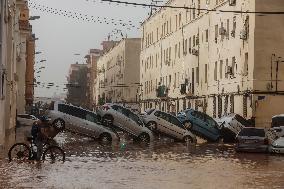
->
0;129;284;189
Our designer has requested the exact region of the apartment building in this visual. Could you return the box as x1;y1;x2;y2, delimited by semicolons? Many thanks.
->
85;49;103;110
95;38;141;107
140;0;284;128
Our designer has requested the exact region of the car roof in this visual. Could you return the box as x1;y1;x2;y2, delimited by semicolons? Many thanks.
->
56;101;95;114
272;114;284;118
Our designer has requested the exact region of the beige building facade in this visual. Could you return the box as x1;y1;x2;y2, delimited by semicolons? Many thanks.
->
96;38;141;107
140;0;284;128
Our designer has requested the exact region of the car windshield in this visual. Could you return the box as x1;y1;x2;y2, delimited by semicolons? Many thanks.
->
145;109;155;115
239;128;265;137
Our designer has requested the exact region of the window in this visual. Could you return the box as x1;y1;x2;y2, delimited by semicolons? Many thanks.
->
196;67;199;84
220;60;223;79
205;64;208;83
244;52;248;76
232;56;236;75
214;61;218;81
0;71;5;99
225;59;229;79
170;116;184;128
215;24;218;40
205;29;209;42
193;35;196;47
189;38;192;53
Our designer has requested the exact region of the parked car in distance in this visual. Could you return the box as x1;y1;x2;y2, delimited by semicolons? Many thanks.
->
97;103;154;143
216;113;251;143
17;114;38;127
269;137;284;154
177;109;221;142
47;101;119;143
142;109;196;143
271;114;284;128
236;127;269;153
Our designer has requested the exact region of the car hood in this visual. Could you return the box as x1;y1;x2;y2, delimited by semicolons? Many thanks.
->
272;137;284;147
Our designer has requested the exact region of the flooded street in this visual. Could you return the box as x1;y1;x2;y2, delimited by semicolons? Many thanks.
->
0;130;284;189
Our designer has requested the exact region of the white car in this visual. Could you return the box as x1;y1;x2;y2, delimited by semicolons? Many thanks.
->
142;109;196;143
269;137;284;154
17;114;38;126
97;103;154;143
47;101;119;143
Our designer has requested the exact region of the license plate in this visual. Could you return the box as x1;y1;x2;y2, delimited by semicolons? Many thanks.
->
244;140;257;144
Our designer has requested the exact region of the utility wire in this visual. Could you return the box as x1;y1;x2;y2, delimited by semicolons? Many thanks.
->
101;0;284;15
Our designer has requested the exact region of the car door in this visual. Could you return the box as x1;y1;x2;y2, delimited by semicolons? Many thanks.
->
57;104;74;130
154;111;170;133
124;110;143;136
111;105;128;129
70;107;90;135
168;115;187;139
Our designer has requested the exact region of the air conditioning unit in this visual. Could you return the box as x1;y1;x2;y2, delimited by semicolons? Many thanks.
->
192;48;199;56
229;0;236;6
240;30;248;40
226;66;233;75
219;27;227;35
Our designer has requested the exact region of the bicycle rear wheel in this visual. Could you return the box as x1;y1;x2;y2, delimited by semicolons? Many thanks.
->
8;143;31;162
42;146;65;163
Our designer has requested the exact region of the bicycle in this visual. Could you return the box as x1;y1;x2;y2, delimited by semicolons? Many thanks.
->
8;136;65;163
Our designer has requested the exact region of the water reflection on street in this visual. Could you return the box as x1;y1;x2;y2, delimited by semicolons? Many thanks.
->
0;131;284;189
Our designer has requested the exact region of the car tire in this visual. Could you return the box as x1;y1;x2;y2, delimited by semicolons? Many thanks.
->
138;133;150;143
99;133;112;143
146;121;157;131
103;115;113;127
52;119;65;131
183;121;192;130
183;135;194;143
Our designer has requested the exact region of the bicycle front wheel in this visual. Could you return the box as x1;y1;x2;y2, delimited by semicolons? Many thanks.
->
42;146;65;163
8;143;31;162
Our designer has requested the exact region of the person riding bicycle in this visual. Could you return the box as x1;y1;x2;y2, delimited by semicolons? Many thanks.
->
31;115;51;160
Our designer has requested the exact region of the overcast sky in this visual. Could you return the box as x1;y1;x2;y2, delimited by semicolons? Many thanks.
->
30;0;164;97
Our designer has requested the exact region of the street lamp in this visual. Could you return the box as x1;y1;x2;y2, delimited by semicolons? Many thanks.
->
29;16;40;20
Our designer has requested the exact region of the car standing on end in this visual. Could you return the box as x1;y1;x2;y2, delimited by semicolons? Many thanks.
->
142;109;196;143
177;109;221;142
236;127;269;153
47;101;119;143
97;103;154;143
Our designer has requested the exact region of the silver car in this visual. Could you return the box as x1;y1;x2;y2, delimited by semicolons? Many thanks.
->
17;114;38;127
47;101;119;143
236;127;269;153
142;109;196;143
97;103;154;143
269;137;284;154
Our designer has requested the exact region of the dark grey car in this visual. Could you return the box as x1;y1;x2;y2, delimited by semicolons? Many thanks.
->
236;128;269;153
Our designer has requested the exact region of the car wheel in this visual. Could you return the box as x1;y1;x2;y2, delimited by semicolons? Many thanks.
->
183;135;194;143
183;121;192;130
146;122;157;131
139;133;150;143
52;119;65;131
99;133;112;143
103;115;113;127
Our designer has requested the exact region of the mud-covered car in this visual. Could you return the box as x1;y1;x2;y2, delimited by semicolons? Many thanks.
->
177;109;221;142
47;101;119;143
97;103;154;143
236;127;269;153
142;109;196;143
216;114;251;142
